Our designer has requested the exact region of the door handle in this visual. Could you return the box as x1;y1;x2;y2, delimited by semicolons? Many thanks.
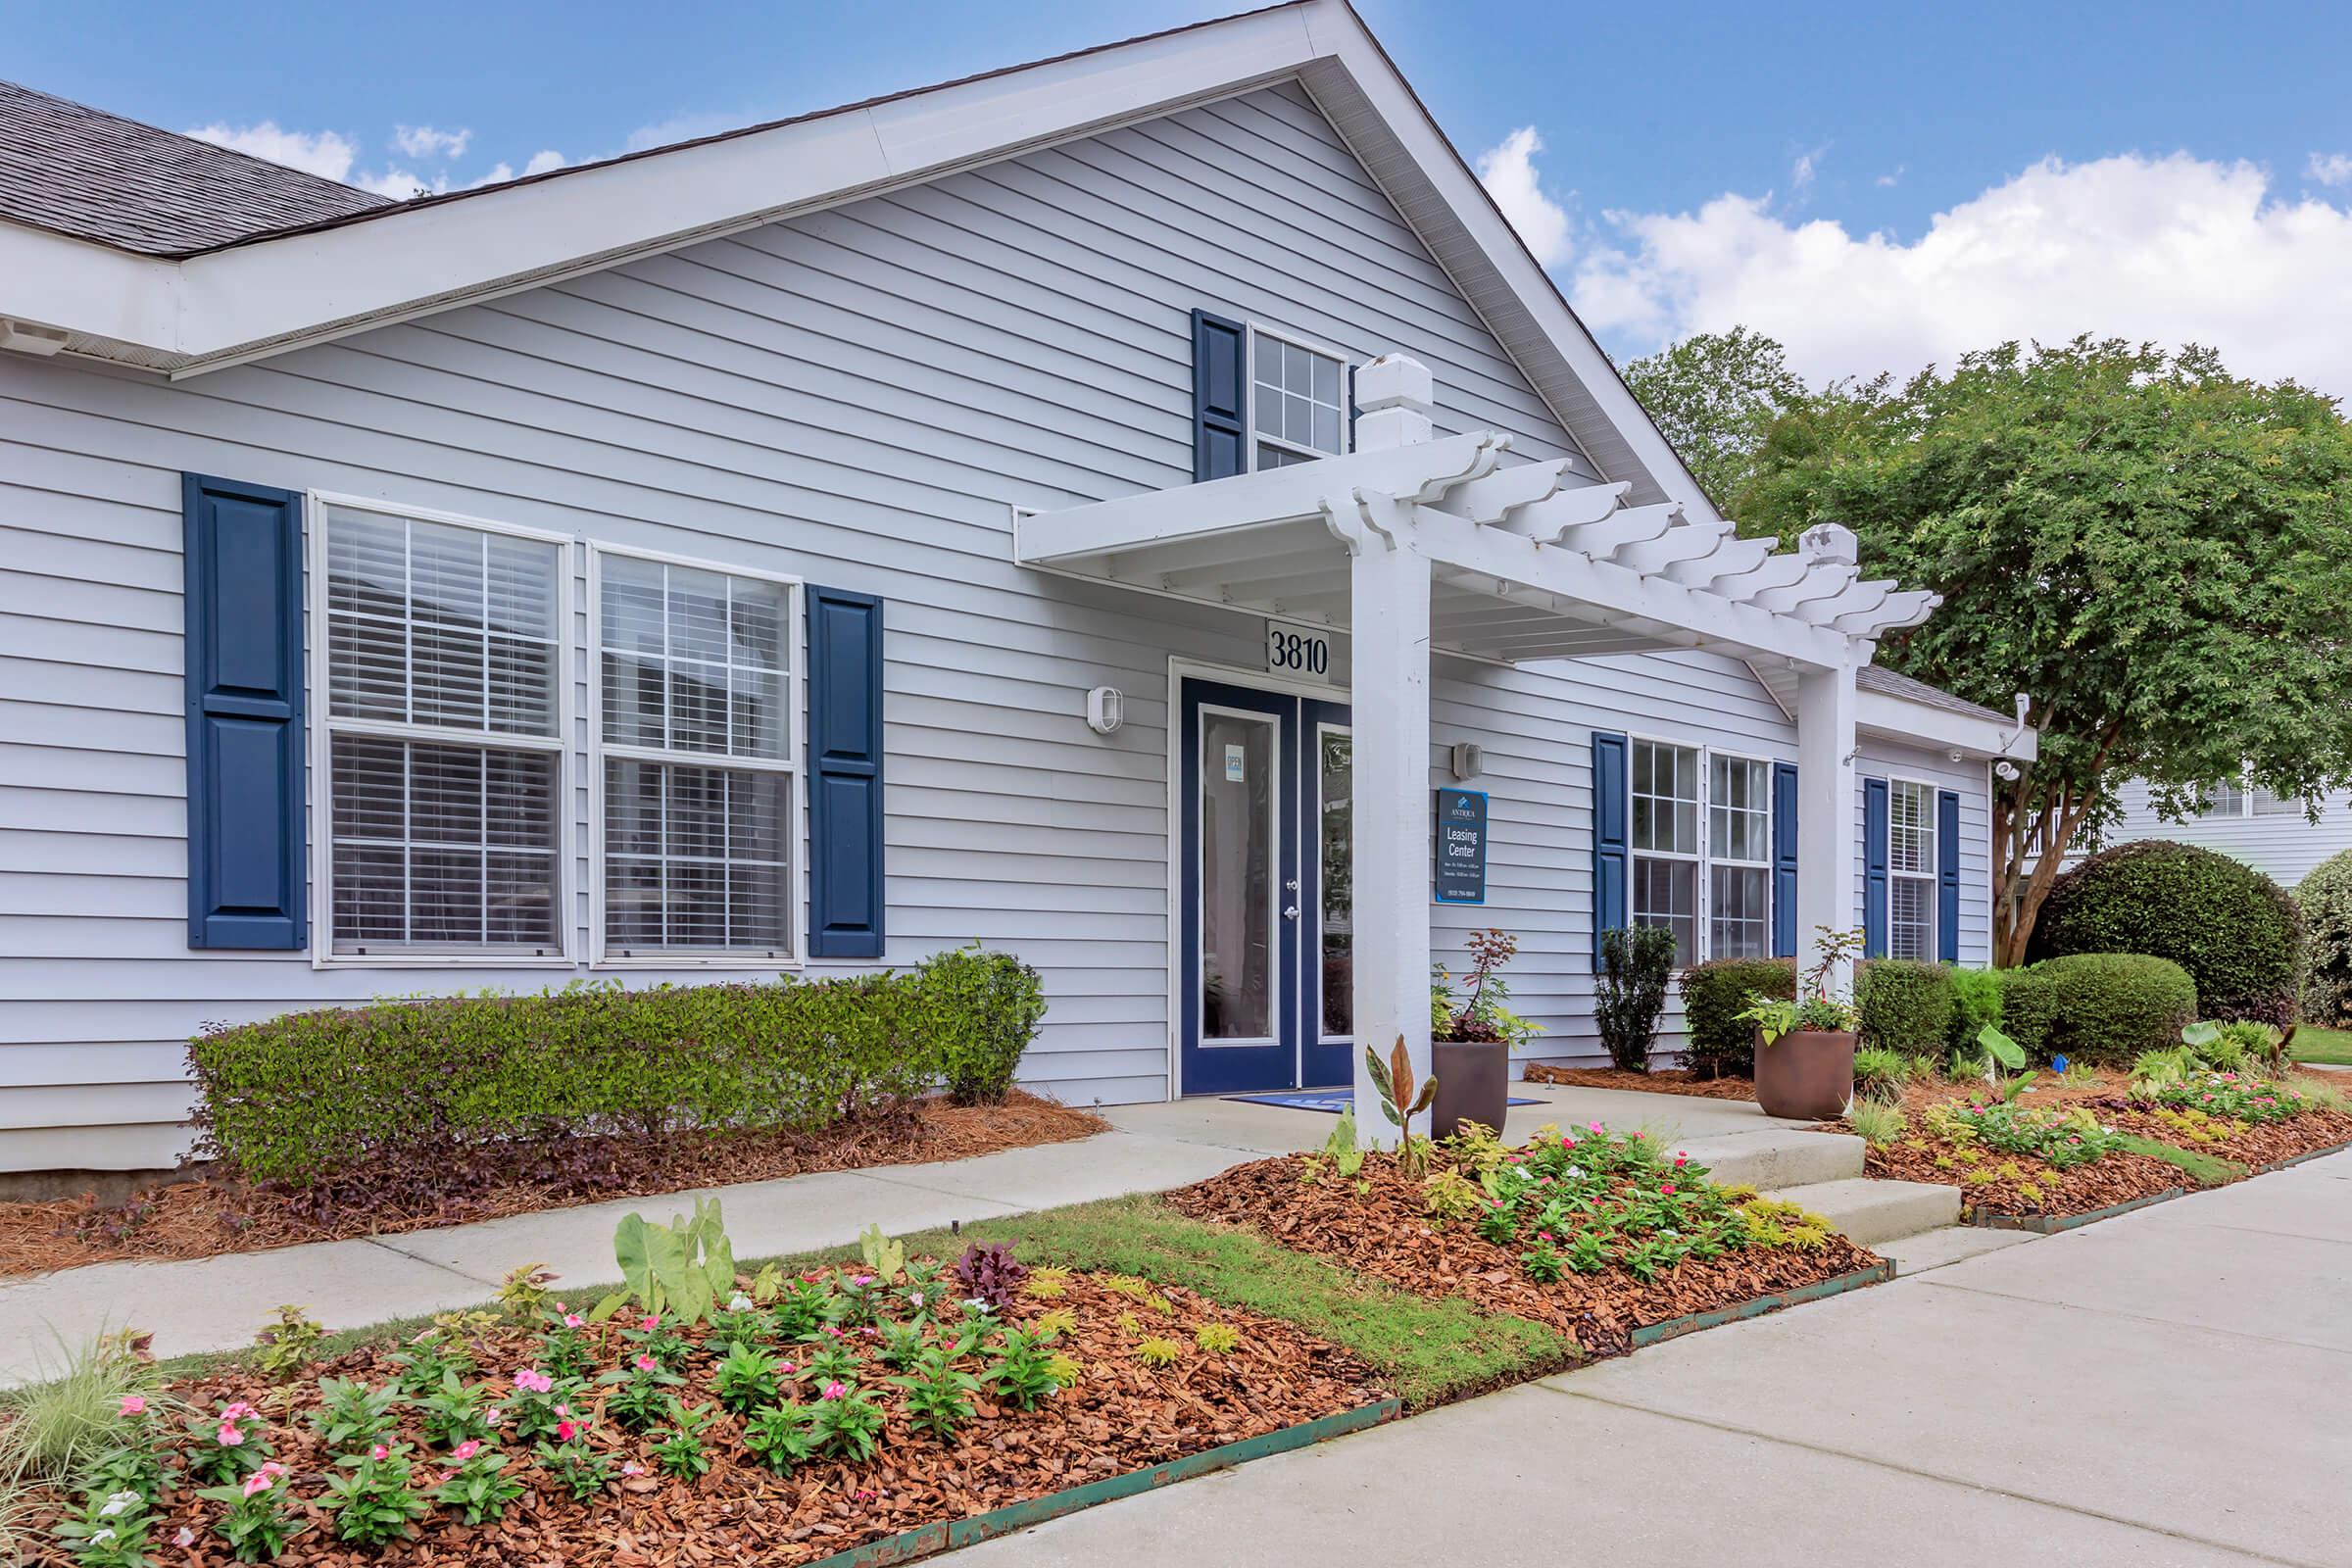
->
1283;905;1300;920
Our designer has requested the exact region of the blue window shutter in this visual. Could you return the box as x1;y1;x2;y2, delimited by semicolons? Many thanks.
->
1771;761;1799;957
1936;788;1962;962
1862;776;1889;958
1192;309;1247;481
181;473;305;950
1592;731;1629;966
807;585;885;958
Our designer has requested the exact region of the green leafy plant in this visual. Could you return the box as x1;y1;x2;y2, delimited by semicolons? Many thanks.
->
2;1329;166;1482
1421;1168;1485;1222
2031;840;2303;1024
182;1402;273;1487
319;1443;430;1548
52;1487;155;1568
595;1199;737;1327
386;1329;471;1397
857;1222;908;1283
710;1343;785;1414
1594;925;1676;1070
741;1403;815;1475
1432;929;1545;1050
1519;1240;1565;1283
414;1370;493;1448
891;1347;983;1440
1851;1045;1914;1103
493;1264;559;1325
771;1277;838;1339
986;1326;1068;1411
196;1461;304;1563
1134;1338;1184;1368
650;1404;716;1482
1741;928;1864;1044
1679;956;1792;1077
310;1379;404;1453
1856;960;1957;1056
250;1304;324;1383
596;1356;684;1434
425;1441;525;1525
918;943;1050;1103
1320;1105;1367;1179
1364;1035;1440;1172
807;1385;887;1461
1194;1323;1243;1354
532;1434;613;1500
74;1446;172;1514
1999;953;2200;1065
1845;1100;1907;1147
802;1342;863;1388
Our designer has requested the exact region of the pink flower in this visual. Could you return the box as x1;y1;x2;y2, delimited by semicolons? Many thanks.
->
855;1488;876;1503
562;1313;585;1329
1588;1120;1604;1134
823;1325;844;1340
216;1422;245;1447
513;1369;554;1395
1661;1183;1677;1195
221;1401;257;1421
118;1395;147;1417
242;1471;275;1497
640;1315;660;1331
621;1462;644;1477
370;1445;390;1462
174;1528;195;1548
485;1408;503;1426
554;1403;572;1419
850;1275;873;1287
452;1440;481;1461
634;1354;657;1373
1673;1152;1689;1168
778;1362;796;1374
821;1381;847;1400
556;1420;577;1443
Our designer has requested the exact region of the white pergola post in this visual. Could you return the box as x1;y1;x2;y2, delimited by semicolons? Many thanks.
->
1793;657;1860;995
1348;528;1433;1147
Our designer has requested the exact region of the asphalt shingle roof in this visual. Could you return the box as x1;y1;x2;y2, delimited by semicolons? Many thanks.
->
0;78;389;256
1857;662;2012;725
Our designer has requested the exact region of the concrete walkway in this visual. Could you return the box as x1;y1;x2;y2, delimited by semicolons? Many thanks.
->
959;1148;2352;1568
0;1081;1812;1384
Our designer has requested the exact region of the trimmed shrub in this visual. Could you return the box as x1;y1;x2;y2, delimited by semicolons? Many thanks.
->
189;959;1048;1186
2027;839;2304;1025
1998;953;2198;1067
1596;926;1677;1071
919;946;1048;1103
1855;960;1954;1057
1947;966;2004;1056
2296;848;2352;1027
1678;957;1793;1078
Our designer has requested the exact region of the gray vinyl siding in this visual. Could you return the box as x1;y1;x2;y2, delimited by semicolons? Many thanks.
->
2074;781;2352;890
0;81;1982;1170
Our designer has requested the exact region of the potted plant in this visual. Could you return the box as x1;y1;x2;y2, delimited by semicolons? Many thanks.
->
1429;929;1543;1137
1737;927;1864;1120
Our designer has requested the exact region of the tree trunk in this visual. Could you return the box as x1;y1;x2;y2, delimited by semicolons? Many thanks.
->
1990;777;2102;966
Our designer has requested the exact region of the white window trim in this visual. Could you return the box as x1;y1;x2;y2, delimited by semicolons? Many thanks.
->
305;490;579;970
1625;733;1788;969
1244;320;1354;471
1886;774;1939;963
587;543;808;969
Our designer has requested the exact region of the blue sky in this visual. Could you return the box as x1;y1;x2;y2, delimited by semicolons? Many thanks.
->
13;1;2352;391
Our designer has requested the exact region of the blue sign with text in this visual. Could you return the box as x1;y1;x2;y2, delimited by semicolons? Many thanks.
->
1434;788;1488;905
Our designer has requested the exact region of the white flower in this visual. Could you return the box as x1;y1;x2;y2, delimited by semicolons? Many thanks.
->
963;1297;994;1313
174;1527;196;1548
98;1491;141;1517
728;1293;754;1312
91;1528;117;1545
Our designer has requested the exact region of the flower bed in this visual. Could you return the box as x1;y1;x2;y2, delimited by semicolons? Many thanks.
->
1163;1123;1880;1357
0;1094;1106;1281
2095;1077;2352;1169
16;1253;1383;1568
1520;1064;1757;1102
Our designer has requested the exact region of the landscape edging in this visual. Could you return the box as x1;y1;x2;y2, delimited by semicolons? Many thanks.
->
1627;1259;1894;1348
1965;1186;2184;1233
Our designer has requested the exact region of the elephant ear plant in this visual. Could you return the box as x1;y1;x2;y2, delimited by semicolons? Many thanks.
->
593;1199;737;1327
1364;1035;1440;1176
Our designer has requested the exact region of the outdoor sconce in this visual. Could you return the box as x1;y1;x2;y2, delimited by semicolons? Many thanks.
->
1086;685;1124;736
1449;741;1483;781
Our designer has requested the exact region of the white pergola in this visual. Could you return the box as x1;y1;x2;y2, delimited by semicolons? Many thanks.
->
1015;356;1939;1143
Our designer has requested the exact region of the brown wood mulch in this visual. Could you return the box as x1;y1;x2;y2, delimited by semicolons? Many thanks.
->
1859;1138;2189;1220
21;1270;1383;1568
2097;1102;2352;1170
1522;1064;1758;1102
1161;1153;1878;1359
0;1094;1108;1282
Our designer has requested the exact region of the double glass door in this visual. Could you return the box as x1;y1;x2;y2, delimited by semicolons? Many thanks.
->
1177;677;1352;1094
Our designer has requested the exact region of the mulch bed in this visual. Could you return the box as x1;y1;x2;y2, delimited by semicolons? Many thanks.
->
2096;1101;2352;1170
0;1094;1107;1282
21;1269;1383;1568
1522;1065;1757;1102
1162;1153;1878;1358
1858;1138;2190;1220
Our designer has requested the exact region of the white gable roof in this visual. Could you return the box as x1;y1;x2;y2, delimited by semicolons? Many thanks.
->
0;0;1713;511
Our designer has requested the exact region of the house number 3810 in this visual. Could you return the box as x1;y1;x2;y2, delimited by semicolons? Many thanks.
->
1264;620;1333;681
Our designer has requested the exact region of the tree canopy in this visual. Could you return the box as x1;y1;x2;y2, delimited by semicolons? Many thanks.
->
1731;335;2352;963
1620;326;1806;509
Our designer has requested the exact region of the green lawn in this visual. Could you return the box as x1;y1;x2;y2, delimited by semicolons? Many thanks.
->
2292;1025;2352;1066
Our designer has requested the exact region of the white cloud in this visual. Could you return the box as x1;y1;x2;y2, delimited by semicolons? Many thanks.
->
353;168;444;200
522;149;565;176
184;121;358;182
467;163;514;188
391;123;471;160
1569;150;2352;398
623;109;744;153
2307;151;2352;186
1790;152;1816;194
1475;125;1574;269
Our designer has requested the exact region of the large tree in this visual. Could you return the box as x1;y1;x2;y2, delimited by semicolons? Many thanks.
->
1621;326;1807;509
1736;336;2352;964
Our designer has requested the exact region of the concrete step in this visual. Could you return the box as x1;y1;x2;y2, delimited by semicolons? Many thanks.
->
1767;1176;1961;1248
1874;1224;2035;1275
1678;1128;1864;1193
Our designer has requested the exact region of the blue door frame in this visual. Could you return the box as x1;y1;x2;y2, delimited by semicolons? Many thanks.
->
1177;677;1352;1094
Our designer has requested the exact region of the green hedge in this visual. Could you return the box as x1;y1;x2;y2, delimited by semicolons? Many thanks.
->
1948;966;2004;1056
2028;839;2304;1025
188;956;1047;1186
1678;957;1792;1077
1998;953;2197;1066
1855;960;1954;1057
2296;848;2352;1027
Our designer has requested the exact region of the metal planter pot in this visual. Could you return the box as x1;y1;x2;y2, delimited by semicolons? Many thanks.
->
1753;1029;1856;1121
1431;1039;1510;1139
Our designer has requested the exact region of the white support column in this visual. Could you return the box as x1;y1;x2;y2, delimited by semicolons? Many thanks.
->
1793;656;1860;996
1348;521;1433;1149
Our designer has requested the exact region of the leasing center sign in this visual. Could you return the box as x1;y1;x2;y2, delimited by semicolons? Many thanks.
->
1434;788;1488;905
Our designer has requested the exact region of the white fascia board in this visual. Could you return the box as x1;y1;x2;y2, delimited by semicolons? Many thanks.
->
1298;2;1719;519
0;221;180;349
1857;687;2038;761
17;5;1321;370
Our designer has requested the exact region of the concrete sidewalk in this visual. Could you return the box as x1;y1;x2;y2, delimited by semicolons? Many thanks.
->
0;1080;1814;1383
959;1148;2352;1568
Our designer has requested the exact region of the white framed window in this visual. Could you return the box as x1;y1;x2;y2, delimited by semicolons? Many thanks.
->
2198;779;2251;817
591;547;804;963
1248;325;1350;471
1709;753;1774;959
1886;779;1937;962
311;495;571;963
1630;739;1701;966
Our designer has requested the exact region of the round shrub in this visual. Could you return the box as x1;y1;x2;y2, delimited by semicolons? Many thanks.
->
2001;953;2198;1066
2027;840;2304;1025
2296;848;2352;1027
1855;960;1955;1056
1677;957;1792;1078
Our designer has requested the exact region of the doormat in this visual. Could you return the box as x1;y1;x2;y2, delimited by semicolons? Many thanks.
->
1224;1091;1542;1114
